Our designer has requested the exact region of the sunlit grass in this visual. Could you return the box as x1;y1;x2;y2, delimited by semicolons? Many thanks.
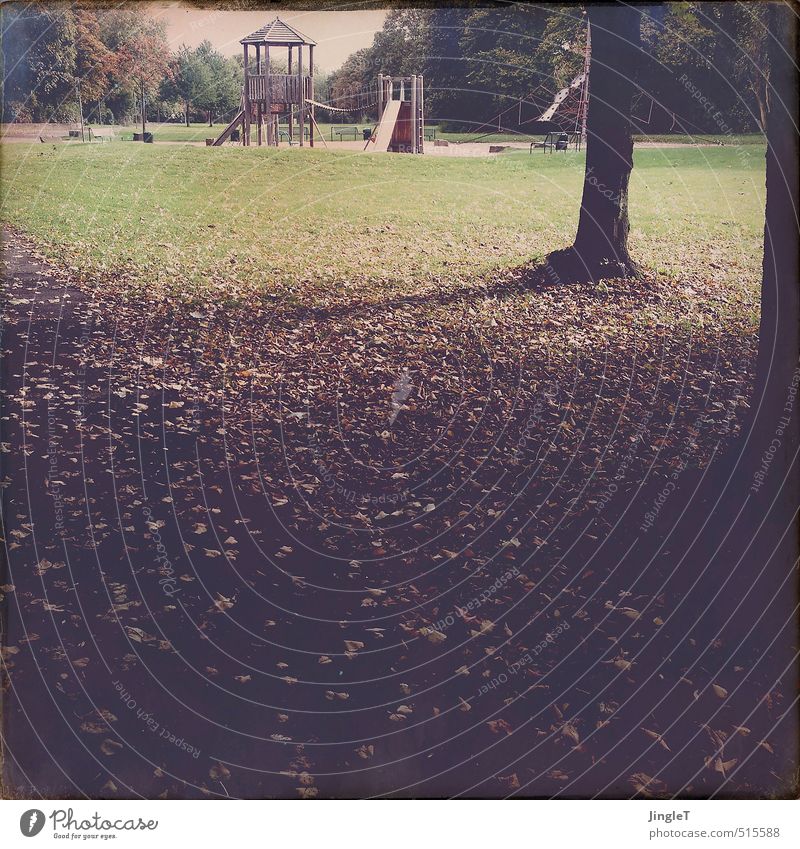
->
1;140;764;323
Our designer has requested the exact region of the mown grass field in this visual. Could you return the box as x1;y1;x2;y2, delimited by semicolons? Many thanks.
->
24;121;766;147
1;140;765;322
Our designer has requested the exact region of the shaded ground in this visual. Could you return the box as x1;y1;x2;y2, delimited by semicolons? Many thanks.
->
1;229;796;799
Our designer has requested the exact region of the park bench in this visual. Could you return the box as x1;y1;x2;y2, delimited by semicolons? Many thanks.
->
424;127;437;141
533;131;582;154
89;127;115;143
277;126;309;144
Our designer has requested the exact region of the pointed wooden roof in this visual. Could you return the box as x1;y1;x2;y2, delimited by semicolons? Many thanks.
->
240;17;316;47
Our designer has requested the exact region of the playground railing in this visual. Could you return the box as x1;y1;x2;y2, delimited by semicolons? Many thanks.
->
277;126;311;144
330;126;361;141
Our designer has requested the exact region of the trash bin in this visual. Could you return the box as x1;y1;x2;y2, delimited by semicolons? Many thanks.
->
555;133;568;151
362;128;372;141
231;129;240;142
133;132;154;143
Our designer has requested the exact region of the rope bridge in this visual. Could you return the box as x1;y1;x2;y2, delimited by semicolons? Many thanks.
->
305;97;378;113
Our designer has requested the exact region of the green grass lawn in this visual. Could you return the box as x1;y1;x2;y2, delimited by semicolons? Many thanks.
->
1;141;764;324
78;122;765;147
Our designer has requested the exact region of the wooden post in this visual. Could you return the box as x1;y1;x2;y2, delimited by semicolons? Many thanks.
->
242;43;250;146
298;45;304;147
288;46;294;144
309;45;315;148
140;77;146;137
410;74;417;153
419;75;425;154
255;44;262;146
76;81;85;143
264;44;272;146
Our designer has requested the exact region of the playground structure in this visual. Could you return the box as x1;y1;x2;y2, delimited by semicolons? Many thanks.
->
367;74;425;154
213;18;317;147
213;18;425;153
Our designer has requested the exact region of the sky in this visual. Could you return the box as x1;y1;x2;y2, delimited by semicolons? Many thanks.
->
150;3;388;72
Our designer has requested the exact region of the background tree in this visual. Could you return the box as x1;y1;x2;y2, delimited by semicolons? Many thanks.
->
728;2;770;131
1;2;774;133
162;46;214;127
195;41;241;125
99;10;170;134
458;6;564;131
637;2;770;134
368;8;429;77
3;7;78;122
73;10;116;127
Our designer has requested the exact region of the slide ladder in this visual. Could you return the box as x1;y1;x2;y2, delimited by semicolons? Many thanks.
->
537;73;586;122
212;98;245;146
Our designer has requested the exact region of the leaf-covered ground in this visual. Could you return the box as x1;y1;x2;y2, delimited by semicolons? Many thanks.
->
4;222;796;800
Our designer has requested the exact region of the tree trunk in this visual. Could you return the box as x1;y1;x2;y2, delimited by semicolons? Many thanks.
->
208;110;213;127
185;102;190;128
546;3;642;282
749;2;799;478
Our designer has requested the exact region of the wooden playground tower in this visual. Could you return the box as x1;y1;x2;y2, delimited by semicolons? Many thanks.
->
213;18;316;147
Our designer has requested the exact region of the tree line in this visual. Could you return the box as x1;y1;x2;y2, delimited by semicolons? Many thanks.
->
3;6;243;126
328;3;769;134
4;3;769;134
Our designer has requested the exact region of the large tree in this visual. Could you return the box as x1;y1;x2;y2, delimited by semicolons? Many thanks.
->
195;41;242;125
547;3;643;282
749;0;799;479
99;10;170;133
73;10;116;129
163;46;215;127
2;7;78;122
